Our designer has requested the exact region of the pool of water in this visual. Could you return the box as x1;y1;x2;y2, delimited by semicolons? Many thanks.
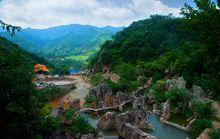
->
147;114;190;139
83;113;190;139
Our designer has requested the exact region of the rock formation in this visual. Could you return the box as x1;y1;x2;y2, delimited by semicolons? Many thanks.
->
160;100;170;122
118;123;157;139
70;98;81;110
166;77;186;91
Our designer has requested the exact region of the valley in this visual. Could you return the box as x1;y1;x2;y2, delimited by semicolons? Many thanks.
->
1;0;220;139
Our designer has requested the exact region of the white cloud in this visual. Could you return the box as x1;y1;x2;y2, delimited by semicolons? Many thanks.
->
0;0;180;29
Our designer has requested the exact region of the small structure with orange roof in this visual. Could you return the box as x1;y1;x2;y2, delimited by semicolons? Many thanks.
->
34;64;49;75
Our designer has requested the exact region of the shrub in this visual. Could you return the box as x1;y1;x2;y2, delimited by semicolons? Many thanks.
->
192;101;214;119
156;80;166;91
166;87;188;108
64;108;76;120
69;116;98;137
210;129;220;139
191;118;212;138
91;74;102;86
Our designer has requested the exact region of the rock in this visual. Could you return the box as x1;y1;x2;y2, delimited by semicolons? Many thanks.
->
70;98;81;110
81;134;95;139
116;112;136;127
166;77;186;91
146;89;156;104
118;123;157;139
160;100;170;122
97;112;117;130
88;83;115;107
116;91;130;104
192;85;205;100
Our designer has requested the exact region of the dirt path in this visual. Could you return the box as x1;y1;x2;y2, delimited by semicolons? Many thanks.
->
62;75;91;105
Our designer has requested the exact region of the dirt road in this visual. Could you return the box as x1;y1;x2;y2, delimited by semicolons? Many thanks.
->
62;75;91;105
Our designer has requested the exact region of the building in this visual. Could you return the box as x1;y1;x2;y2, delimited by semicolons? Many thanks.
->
34;64;49;75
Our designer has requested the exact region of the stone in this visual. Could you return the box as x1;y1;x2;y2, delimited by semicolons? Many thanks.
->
88;83;114;107
118;123;157;139
116;91;130;104
97;112;117;130
81;134;95;139
146;89;156;104
166;77;186;91
192;85;205;99
160;100;170;122
70;98;81;110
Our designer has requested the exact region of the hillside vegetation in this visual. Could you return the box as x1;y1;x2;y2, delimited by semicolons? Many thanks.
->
90;1;220;98
1;24;123;71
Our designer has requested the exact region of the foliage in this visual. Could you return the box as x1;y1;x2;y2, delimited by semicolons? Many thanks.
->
0;37;56;138
191;118;212;138
64;108;76;120
210;129;220;139
68;116;98;137
166;87;188;108
0;20;21;36
41;85;62;100
90;74;102;86
192;101;214;119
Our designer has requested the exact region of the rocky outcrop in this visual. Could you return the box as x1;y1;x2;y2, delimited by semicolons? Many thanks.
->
116;91;130;104
97;112;117;130
160;100;170;122
145;89;156;105
166;77;186;91
118;123;157;139
192;85;205;100
88;83;115;107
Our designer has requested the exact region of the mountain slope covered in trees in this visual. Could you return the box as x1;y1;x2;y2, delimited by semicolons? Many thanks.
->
0;24;123;70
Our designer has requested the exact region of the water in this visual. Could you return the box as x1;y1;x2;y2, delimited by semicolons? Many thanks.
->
147;114;190;139
83;114;190;139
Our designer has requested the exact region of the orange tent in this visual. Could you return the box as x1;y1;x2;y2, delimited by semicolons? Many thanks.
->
34;64;49;72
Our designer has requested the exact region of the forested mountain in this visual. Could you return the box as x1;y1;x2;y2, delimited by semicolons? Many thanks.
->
0;24;123;71
90;2;220;99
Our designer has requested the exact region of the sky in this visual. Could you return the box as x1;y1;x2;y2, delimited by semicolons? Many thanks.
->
0;0;198;29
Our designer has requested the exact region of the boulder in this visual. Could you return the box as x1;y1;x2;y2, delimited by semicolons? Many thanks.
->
166;77;186;91
88;83;114;107
116;91;130;104
146;89;156;104
192;85;205;100
160;100;170;122
70;98;81;110
118;123;157;139
97;112;117;130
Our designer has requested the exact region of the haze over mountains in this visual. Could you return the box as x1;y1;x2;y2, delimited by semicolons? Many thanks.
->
0;24;123;70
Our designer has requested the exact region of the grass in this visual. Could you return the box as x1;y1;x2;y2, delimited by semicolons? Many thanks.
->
67;49;99;63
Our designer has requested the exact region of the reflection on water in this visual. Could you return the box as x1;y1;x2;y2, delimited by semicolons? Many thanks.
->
147;114;190;139
83;113;190;139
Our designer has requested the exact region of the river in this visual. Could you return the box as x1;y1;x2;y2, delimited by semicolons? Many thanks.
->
50;75;190;139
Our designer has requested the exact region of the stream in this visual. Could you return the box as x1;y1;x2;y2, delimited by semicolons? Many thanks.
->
49;75;191;139
83;113;190;139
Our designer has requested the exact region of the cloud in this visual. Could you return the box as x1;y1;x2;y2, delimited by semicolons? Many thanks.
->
0;0;180;29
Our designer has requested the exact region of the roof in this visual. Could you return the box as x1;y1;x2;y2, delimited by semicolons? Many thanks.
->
34;64;49;72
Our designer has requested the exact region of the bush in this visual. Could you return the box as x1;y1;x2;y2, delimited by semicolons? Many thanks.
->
91;74;102;86
42;85;62;100
64;108;76;120
191;118;212;138
192;101;214;119
156;80;166;91
166;87;188;108
68;116;98;137
210;129;220;139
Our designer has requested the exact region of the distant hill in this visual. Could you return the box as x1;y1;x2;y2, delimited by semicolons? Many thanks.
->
0;24;123;70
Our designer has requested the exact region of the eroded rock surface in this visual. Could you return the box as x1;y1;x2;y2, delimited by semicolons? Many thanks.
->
118;123;157;139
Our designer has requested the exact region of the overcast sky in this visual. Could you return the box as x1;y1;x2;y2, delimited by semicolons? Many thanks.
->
0;0;196;29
